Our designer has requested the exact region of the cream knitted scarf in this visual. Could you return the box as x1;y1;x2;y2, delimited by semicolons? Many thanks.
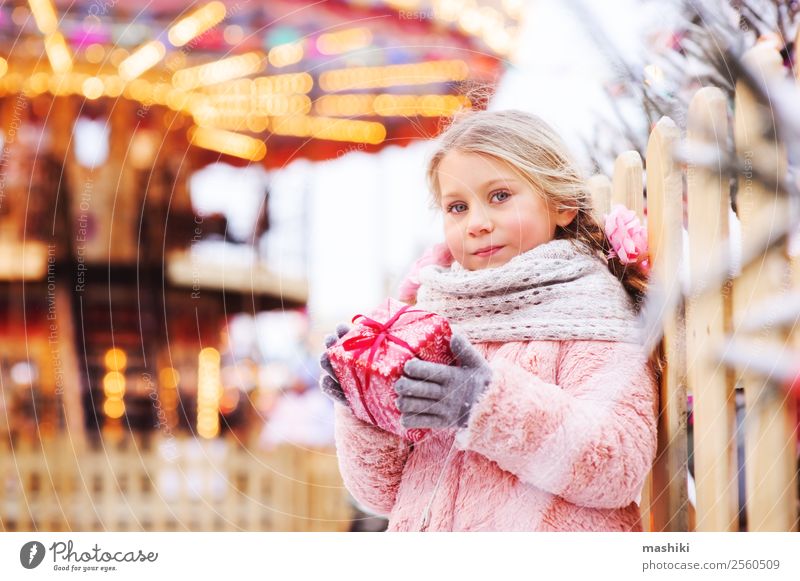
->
414;239;643;344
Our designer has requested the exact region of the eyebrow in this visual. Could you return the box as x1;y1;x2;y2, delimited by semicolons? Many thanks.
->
441;177;520;201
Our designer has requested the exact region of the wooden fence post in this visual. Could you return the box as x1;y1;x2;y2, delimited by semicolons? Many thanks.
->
733;44;799;531
587;174;612;220
686;86;739;531
606;149;653;530
646;116;689;531
613;151;645;220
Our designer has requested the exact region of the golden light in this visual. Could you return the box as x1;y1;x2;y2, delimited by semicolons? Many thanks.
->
319;60;469;91
168;1;227;48
188;126;267;161
369;94;471;117
129;129;160;169
47;73;68;96
193;107;270;133
25;72;49;96
198;408;218;422
103;371;126;398
198;409;217;421
28;0;58;35
125;78;153;102
84;43;105;64
44;32;73;73
2;72;23;93
199;347;220;363
386;0;422;8
268;41;304;68
151;82;172;106
202;73;312;98
200;93;305;116
271;115;386;144
119;41;166;81
246;115;269;133
197;347;222;439
314;94;375;116
70;74;90;95
100;75;123;97
82;76;104;100
316;27;372;55
109;48;129;67
159;367;180;389
164;90;206;115
198;421;216;437
219;387;241;414
172;52;264;90
166;88;191;111
0;57;9;79
164;51;186;71
253;94;310;115
103;398;125;419
85;44;106;63
253;72;313;94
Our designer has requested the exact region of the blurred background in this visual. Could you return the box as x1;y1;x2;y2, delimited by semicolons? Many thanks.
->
0;0;794;531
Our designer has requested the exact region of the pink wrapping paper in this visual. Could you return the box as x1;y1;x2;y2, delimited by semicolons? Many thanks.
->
327;298;454;442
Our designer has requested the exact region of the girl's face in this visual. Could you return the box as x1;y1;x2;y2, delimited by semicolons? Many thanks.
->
437;150;577;271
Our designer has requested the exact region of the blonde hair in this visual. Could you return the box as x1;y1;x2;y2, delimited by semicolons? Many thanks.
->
426;109;649;312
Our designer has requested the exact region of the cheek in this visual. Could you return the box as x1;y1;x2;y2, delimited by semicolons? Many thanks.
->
443;225;463;253
506;214;553;247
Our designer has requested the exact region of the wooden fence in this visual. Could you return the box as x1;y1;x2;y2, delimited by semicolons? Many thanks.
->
588;44;800;531
0;436;352;532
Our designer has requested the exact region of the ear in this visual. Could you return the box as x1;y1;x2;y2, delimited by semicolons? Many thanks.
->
555;208;578;228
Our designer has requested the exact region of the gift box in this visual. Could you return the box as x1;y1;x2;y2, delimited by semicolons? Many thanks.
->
327;298;454;442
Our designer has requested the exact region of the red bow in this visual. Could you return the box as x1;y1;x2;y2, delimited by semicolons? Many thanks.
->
340;304;434;425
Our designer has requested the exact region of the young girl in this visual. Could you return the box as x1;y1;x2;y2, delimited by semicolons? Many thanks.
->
319;109;658;532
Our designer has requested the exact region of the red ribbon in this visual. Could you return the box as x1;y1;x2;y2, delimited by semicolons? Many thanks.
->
340;303;435;425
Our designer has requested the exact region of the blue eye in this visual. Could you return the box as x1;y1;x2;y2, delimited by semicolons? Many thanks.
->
492;190;511;202
448;203;468;214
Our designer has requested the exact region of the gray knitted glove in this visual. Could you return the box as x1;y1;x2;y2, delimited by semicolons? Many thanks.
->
394;333;493;429
318;323;351;407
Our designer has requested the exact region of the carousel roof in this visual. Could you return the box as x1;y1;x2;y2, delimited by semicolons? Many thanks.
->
0;1;523;166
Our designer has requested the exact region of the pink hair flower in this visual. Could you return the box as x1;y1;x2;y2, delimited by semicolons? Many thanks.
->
397;243;454;304
604;204;649;270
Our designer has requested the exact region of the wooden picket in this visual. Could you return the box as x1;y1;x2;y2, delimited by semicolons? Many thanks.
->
685;87;739;532
613;151;645;220
645;116;689;532
587;174;612;219
732;46;798;531
0;437;351;532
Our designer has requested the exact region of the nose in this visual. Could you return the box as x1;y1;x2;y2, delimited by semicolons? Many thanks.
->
466;207;494;237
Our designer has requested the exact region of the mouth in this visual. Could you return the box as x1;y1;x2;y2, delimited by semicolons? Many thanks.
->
473;245;504;257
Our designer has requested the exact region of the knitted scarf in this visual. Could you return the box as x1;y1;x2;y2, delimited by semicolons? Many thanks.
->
414;239;643;344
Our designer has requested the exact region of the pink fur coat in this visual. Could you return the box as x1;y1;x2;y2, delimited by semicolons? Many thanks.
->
333;337;658;531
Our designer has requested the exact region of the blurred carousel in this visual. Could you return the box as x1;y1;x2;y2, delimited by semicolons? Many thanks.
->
0;0;521;531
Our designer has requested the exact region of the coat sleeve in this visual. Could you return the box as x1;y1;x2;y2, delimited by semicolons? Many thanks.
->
333;403;412;517
454;339;658;509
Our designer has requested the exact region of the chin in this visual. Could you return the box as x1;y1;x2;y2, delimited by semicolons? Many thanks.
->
468;255;513;271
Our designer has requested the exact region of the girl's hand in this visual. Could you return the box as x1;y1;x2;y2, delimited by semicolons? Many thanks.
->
394;334;493;429
319;324;351;407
